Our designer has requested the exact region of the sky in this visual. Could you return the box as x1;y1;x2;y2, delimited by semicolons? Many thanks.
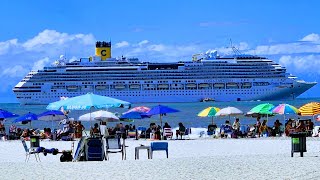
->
0;0;319;103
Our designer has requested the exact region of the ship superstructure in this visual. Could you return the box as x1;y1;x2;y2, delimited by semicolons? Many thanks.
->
13;41;317;104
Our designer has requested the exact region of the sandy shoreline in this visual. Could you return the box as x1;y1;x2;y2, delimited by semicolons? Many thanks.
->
1;137;320;179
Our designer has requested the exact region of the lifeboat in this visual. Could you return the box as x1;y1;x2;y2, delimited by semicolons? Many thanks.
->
95;85;107;90
214;83;225;88
199;83;209;88
115;85;125;89
158;84;169;88
186;83;197;88
226;83;238;87
129;84;140;89
242;82;252;87
66;85;78;91
143;84;155;88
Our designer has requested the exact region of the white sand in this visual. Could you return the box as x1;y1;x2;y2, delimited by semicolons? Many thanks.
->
1;137;320;180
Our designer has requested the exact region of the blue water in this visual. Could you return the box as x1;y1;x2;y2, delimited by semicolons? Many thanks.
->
1;98;320;131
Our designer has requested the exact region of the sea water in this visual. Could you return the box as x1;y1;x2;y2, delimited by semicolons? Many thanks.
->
1;97;320;131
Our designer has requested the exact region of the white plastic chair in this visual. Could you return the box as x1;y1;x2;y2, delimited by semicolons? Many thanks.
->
21;138;41;162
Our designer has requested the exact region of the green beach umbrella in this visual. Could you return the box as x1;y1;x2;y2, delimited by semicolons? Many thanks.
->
246;103;275;120
198;107;220;124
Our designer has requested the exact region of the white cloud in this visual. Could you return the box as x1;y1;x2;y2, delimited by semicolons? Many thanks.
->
22;29;95;50
138;40;149;46
115;41;129;48
147;44;166;52
32;57;50;70
0;39;18;55
301;33;320;42
1;65;29;78
246;42;320;55
278;55;320;74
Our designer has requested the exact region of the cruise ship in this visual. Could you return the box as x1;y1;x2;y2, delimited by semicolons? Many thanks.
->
13;41;317;105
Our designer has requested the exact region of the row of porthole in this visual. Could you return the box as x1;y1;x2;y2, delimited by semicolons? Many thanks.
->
22;91;271;98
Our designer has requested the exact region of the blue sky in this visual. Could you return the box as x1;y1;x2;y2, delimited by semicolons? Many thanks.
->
0;0;319;102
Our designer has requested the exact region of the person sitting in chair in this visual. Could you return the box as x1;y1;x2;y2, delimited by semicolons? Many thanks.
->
220;120;232;138
90;123;101;137
176;122;186;139
207;123;217;135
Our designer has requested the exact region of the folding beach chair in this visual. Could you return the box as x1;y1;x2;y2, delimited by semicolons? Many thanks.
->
21;138;41;162
85;137;104;161
105;136;126;160
163;128;173;140
150;142;168;159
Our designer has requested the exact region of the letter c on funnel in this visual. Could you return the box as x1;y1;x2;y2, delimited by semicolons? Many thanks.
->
101;50;106;56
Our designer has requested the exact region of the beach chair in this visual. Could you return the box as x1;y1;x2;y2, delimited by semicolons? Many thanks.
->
150;142;168;159
127;130;137;138
182;128;191;139
105;136;126;160
163;128;173;140
21;138;41;162
85;137;104;161
137;127;147;139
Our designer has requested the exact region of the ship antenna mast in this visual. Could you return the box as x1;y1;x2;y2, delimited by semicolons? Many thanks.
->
229;39;242;55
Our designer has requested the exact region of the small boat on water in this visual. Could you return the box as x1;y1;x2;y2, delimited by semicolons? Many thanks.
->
200;98;215;102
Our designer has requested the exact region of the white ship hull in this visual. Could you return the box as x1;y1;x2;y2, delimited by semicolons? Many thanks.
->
13;41;317;105
14;80;316;105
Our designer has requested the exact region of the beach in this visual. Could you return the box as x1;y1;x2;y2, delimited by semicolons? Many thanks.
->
1;137;320;180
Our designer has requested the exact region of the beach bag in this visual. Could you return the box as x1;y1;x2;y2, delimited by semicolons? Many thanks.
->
60;151;73;162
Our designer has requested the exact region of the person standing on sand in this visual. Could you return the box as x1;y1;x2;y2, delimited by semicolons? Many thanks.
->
256;117;261;137
259;120;268;137
75;121;85;138
232;118;241;135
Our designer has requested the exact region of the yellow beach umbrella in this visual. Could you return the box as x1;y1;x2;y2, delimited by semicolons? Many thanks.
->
298;102;320;116
197;107;220;124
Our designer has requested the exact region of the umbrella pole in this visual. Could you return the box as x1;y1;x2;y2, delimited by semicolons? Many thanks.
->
211;116;214;125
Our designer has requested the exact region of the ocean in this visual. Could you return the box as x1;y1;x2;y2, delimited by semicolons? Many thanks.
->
1;97;320;131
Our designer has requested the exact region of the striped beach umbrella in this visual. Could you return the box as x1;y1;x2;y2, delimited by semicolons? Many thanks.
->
127;106;150;113
272;104;299;115
298;102;320;116
198;107;220;124
272;104;299;124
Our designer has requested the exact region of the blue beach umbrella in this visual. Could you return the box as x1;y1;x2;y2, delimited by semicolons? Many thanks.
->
37;110;66;121
145;105;180;127
120;111;150;119
13;112;38;125
0;109;19;119
46;93;131;110
38;110;66;129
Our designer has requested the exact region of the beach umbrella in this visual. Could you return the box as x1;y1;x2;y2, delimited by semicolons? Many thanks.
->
37;110;66;121
197;107;220;124
272;103;299;124
38;110;66;129
272;104;299;115
127;106;150;113
145;105;179;127
13;112;38;128
120;111;144;119
0;109;19;119
46;92;131;110
246;103;274;120
215;106;243;121
298;102;320;117
120;111;150;120
79;110;119;122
